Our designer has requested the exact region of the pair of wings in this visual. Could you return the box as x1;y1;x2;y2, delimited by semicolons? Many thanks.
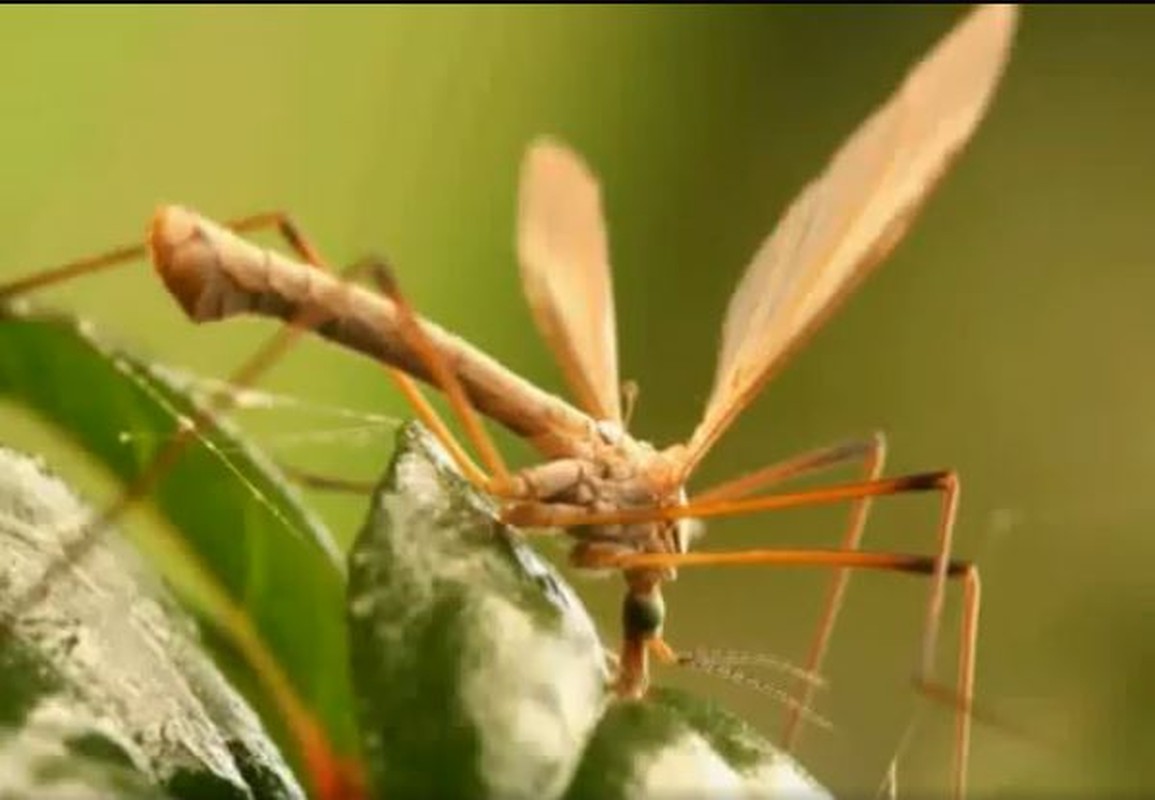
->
516;4;1018;478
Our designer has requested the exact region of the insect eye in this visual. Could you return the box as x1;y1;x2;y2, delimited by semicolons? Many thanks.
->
622;588;665;639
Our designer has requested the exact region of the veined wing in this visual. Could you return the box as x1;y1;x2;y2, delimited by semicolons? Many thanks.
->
681;4;1018;474
517;137;623;423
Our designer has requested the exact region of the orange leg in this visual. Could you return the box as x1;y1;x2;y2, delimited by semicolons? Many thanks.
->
352;255;512;491
690;435;886;504
202;221;492;488
677;434;892;750
4;210;352;610
708;436;893;751
506;471;948;530
1;211;386;800
597;547;981;800
506;470;958;684
0;210;488;488
785;438;887;751
507;469;965;791
0;210;318;302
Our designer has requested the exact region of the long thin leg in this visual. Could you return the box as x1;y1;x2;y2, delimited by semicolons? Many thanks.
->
0;210;487;485
506;469;957;680
355;256;512;490
506;471;948;530
192;215;472;485
595;547;981;800
690;435;885;505
506;468;962;774
781;434;888;751
668;434;893;751
0;211;318;301
6;211;348;612
3;212;531;799
1;213;387;800
385;368;489;486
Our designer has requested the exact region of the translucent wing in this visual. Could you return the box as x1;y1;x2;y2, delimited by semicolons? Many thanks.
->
517;137;622;423
682;4;1018;473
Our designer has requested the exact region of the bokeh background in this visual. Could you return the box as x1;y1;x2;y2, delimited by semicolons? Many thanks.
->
0;4;1151;796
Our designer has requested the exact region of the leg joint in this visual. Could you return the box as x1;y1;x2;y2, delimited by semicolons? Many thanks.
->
902;469;957;493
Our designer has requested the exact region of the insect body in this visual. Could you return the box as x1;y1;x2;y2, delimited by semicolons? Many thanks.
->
148;2;1017;718
152;196;699;697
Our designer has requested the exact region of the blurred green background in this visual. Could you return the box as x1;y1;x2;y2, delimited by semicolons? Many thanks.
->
0;4;1150;796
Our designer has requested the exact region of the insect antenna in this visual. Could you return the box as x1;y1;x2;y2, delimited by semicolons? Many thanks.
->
676;648;834;733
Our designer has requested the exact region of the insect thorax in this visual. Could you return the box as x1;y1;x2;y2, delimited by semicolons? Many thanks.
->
510;432;696;571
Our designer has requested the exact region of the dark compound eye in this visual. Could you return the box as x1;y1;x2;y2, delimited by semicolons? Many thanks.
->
622;589;665;639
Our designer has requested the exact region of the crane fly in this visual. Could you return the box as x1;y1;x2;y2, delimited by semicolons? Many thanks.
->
0;4;1019;799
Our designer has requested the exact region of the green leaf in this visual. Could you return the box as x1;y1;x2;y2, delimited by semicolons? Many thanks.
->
0;443;304;799
0;307;357;763
564;687;833;800
348;422;833;800
346;422;610;799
